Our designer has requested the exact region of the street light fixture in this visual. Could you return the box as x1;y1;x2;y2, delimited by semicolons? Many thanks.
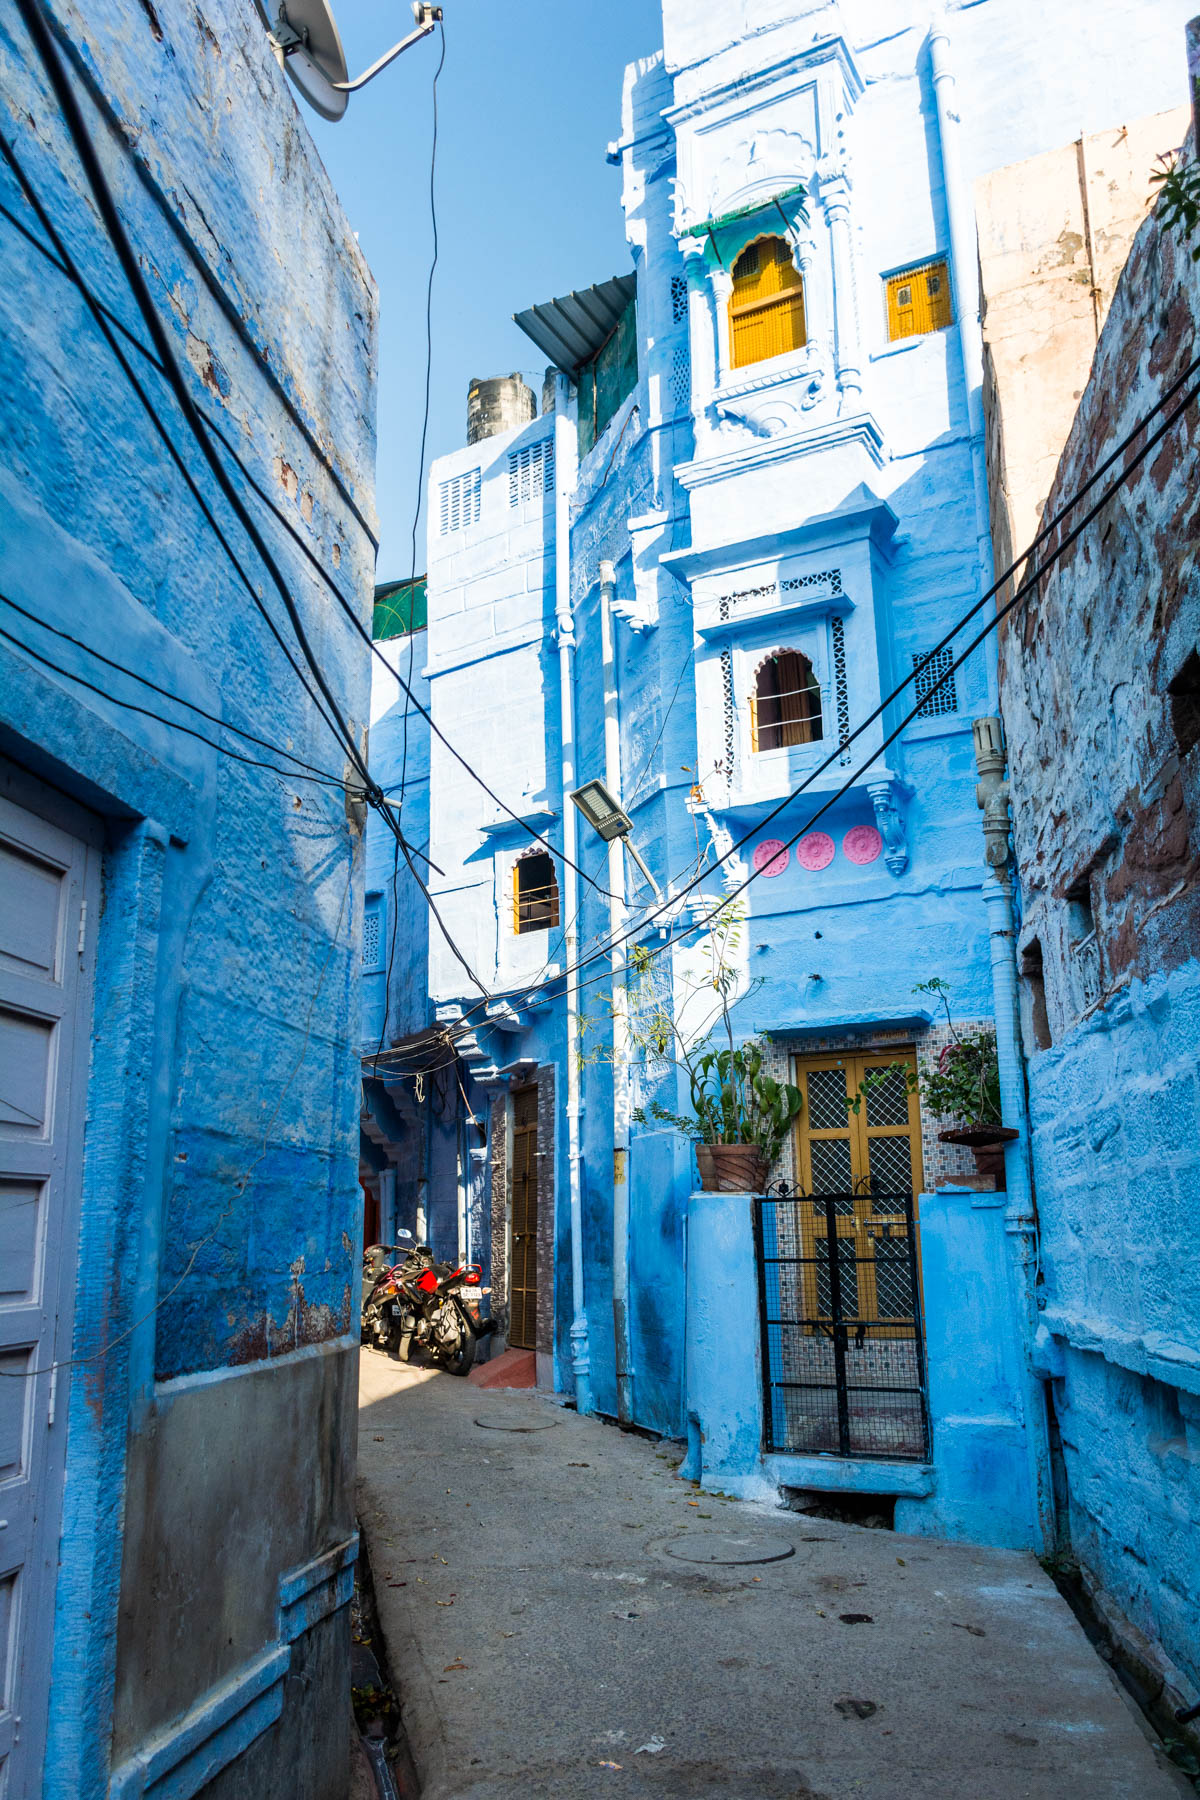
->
570;779;662;898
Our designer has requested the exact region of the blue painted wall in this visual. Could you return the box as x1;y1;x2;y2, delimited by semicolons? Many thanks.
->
0;2;375;1793
997;120;1200;1702
412;0;1193;1451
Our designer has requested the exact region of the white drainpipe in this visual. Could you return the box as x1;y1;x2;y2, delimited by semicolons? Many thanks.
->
599;559;633;1424
974;716;1054;1551
929;16;999;708
554;375;593;1415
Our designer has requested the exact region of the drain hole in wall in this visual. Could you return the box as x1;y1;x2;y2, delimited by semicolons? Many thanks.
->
784;1489;896;1530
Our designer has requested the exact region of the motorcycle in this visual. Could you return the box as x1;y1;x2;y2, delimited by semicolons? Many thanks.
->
361;1236;495;1376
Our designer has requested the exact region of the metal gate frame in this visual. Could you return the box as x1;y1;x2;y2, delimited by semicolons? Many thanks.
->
753;1182;930;1462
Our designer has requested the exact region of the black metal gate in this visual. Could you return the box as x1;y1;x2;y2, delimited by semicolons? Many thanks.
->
753;1184;929;1461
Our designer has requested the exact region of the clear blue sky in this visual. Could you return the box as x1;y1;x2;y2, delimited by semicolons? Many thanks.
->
309;1;662;581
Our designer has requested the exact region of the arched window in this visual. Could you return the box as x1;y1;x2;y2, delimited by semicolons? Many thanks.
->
750;651;822;752
513;851;560;934
729;236;807;370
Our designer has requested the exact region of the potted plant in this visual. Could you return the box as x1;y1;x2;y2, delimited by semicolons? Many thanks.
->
634;1039;803;1192
584;900;803;1193
913;978;1017;1183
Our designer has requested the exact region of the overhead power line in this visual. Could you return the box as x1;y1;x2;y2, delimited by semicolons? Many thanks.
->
0;622;349;790
414;354;1200;1048
13;0;376;798
0;129;349;766
0;589;344;785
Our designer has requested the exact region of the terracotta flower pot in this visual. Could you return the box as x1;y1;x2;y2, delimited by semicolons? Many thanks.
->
938;1124;1019;1188
696;1142;770;1193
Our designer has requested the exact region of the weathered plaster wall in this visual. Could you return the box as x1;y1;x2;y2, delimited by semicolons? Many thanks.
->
978;108;1190;586
0;1;376;1793
997;149;1200;1696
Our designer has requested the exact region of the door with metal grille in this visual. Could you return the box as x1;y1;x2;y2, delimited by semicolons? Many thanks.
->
508;1085;538;1350
794;1051;923;1321
752;1050;928;1461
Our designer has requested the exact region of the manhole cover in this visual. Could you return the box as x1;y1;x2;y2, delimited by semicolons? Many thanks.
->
473;1414;561;1432
662;1533;795;1566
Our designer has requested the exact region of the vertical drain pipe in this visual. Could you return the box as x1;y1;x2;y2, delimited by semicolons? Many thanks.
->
974;715;1054;1551
555;374;593;1415
599;559;633;1425
929;16;999;708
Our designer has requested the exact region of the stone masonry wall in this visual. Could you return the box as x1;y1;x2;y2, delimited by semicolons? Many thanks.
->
997;141;1200;1699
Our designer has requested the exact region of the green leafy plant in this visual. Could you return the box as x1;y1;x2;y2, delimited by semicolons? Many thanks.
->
634;1039;802;1161
589;898;802;1160
845;1060;918;1117
1151;151;1200;262
912;977;1002;1129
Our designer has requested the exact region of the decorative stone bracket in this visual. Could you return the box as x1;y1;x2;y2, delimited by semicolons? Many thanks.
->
867;777;908;875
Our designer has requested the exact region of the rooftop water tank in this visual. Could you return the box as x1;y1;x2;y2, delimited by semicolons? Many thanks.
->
466;374;536;445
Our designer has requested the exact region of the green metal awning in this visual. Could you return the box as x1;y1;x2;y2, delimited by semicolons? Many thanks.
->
513;273;636;378
695;181;809;241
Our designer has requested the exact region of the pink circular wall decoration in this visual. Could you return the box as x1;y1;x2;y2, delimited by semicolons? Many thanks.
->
842;824;883;866
752;839;789;878
796;831;835;871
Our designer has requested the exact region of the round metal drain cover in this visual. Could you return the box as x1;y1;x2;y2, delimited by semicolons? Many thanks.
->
663;1533;795;1566
473;1414;561;1432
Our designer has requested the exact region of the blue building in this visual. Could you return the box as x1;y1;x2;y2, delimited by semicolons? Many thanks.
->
0;3;375;1794
365;0;1193;1550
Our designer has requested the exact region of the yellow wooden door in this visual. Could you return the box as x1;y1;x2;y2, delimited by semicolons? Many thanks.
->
793;1051;923;1322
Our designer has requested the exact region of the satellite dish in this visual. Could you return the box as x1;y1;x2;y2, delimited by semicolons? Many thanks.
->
258;2;441;124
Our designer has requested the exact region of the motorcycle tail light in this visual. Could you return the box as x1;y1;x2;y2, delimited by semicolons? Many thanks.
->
416;1269;439;1294
464;1269;481;1286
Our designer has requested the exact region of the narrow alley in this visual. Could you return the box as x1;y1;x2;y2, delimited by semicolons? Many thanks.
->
357;1358;1183;1800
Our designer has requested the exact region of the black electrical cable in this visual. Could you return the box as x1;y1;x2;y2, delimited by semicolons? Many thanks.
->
0;128;347;763
371;833;402;1074
374;803;493;1002
32;0;377;548
2;119;617;898
13;0;376;798
397;21;445;823
0;589;343;784
403;361;1200;1044
1;624;347;789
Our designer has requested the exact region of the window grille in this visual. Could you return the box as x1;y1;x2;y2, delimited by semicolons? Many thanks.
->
438;467;481;535
670;345;690;412
508;437;554;507
781;568;843;597
361;906;381;969
670;273;688;324
831;616;851;764
912;647;957;718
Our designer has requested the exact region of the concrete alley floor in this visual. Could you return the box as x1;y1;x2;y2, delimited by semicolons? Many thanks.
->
357;1354;1184;1800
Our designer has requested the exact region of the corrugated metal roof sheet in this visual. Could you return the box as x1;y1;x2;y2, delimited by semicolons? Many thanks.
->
513;273;636;377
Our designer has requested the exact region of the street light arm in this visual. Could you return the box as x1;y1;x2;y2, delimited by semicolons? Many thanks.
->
624;839;662;901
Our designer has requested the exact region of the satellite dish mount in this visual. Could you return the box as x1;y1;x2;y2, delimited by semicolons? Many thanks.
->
265;1;442;122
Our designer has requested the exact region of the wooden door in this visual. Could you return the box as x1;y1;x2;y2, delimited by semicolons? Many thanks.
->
0;787;98;1796
793;1051;923;1322
509;1086;538;1350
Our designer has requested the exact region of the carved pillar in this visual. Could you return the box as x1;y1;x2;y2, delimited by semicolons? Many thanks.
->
709;265;734;389
680;234;712;422
819;166;863;413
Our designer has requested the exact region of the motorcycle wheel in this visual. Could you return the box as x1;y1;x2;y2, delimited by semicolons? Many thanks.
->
395;1331;415;1364
439;1318;476;1378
